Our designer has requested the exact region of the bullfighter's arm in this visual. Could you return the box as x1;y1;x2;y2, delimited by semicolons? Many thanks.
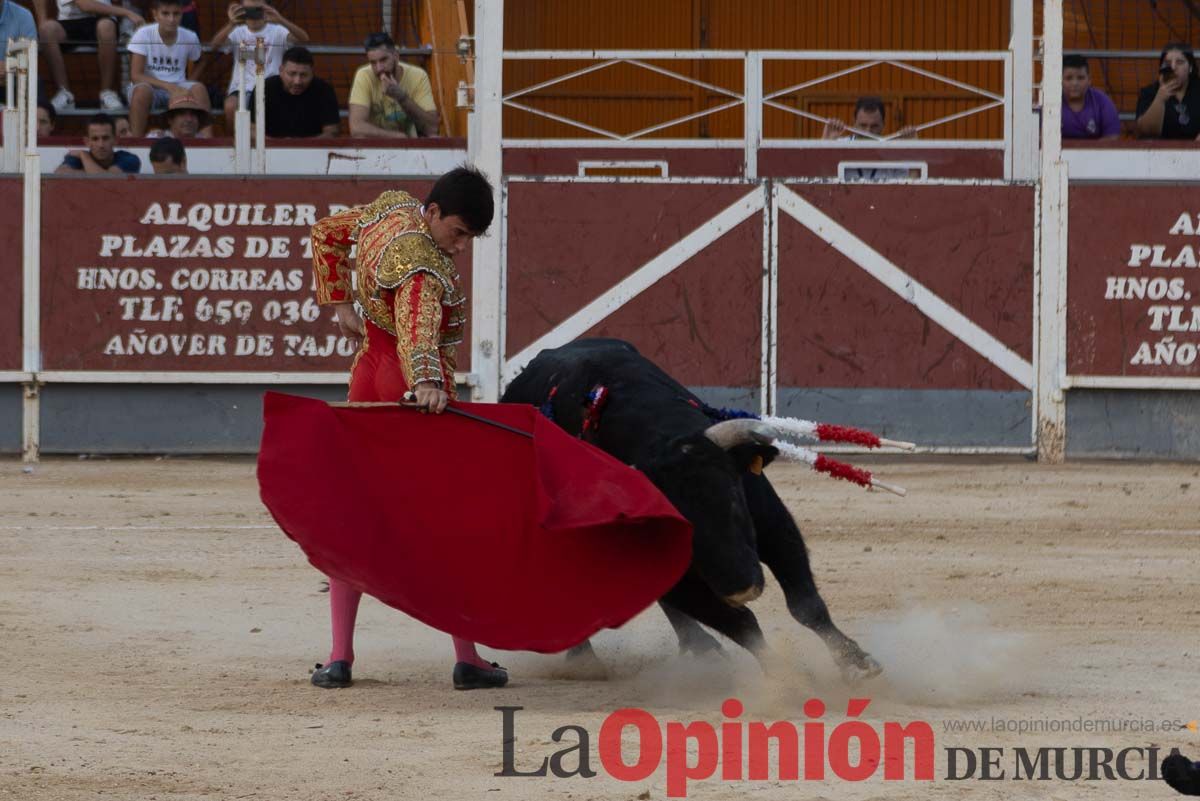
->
311;206;362;305
392;273;447;387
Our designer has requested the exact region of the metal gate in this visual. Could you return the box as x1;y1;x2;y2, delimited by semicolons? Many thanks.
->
485;175;1036;451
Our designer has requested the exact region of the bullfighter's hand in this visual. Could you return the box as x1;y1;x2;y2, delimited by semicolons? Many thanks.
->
413;382;448;414
333;303;365;339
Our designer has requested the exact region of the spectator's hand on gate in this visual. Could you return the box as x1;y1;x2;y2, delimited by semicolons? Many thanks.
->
895;125;918;139
333;303;365;339
822;119;847;140
412;382;449;414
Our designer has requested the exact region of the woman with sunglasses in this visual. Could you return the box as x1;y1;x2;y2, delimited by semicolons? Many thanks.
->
1135;42;1200;139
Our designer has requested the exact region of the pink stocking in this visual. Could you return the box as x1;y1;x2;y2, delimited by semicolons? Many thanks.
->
452;637;492;669
327;577;362;665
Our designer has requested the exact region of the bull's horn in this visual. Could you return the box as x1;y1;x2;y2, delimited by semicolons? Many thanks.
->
703;419;779;450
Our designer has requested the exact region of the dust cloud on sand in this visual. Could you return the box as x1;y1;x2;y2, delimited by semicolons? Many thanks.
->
861;603;1039;706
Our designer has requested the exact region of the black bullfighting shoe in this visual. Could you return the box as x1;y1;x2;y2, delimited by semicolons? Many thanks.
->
310;660;352;689
1163;750;1200;796
452;661;509;690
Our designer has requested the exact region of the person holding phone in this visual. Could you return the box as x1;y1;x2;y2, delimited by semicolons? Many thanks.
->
205;0;308;124
1135;42;1200;139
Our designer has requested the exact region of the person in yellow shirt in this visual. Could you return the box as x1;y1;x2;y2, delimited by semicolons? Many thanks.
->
348;32;439;138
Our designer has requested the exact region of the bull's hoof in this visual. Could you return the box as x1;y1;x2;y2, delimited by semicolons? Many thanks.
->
564;645;609;679
680;630;726;658
838;652;883;685
1163;750;1200;796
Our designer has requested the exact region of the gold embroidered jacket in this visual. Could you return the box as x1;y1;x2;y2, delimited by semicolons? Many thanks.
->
311;191;466;387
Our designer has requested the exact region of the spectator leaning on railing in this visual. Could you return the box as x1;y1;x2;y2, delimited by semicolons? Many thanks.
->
1062;54;1120;140
348;32;438;138
38;0;144;113
248;46;339;138
206;0;308;124
55;112;140;174
0;0;36;105
820;96;918;181
822;96;917;141
149;135;187;174
36;100;56;137
1135;43;1200;140
128;0;208;137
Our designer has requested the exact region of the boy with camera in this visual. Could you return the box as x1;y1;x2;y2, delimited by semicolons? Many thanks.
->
208;1;309;123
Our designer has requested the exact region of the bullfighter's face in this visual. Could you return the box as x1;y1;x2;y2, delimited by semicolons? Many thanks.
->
423;203;477;256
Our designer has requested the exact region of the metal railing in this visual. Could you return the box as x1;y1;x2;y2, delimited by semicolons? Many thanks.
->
232;39;269;174
3;39;41;460
2;38;35;173
499;49;1015;178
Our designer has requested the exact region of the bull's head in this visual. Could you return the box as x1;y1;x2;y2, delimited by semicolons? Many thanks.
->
641;419;781;607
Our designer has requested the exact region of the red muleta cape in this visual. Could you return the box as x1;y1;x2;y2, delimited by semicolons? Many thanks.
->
257;391;693;653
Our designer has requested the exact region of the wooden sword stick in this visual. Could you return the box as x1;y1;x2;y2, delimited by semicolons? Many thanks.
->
330;400;534;439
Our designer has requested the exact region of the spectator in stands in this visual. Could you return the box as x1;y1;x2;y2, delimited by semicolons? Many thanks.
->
149;135;187;173
822;96;916;140
820;96;919;181
148;94;211;138
38;0;144;113
348;32;439;138
208;0;308;123
55;112;140;174
114;115;130;137
0;0;37;105
37;100;56;138
127;0;208;137
1136;43;1200;140
248;46;339;138
1062;54;1120;140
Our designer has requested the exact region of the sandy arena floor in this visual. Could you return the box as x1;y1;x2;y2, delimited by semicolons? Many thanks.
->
1;456;1198;800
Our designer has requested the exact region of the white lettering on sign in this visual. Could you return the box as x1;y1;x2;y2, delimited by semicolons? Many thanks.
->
73;197;368;367
1117;211;1200;367
139;202;319;232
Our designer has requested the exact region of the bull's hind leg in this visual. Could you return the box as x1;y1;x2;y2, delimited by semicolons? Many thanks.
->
660;599;725;656
745;474;883;683
661;574;768;663
564;639;609;679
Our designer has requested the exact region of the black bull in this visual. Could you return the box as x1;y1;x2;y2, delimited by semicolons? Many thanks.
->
501;338;882;682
